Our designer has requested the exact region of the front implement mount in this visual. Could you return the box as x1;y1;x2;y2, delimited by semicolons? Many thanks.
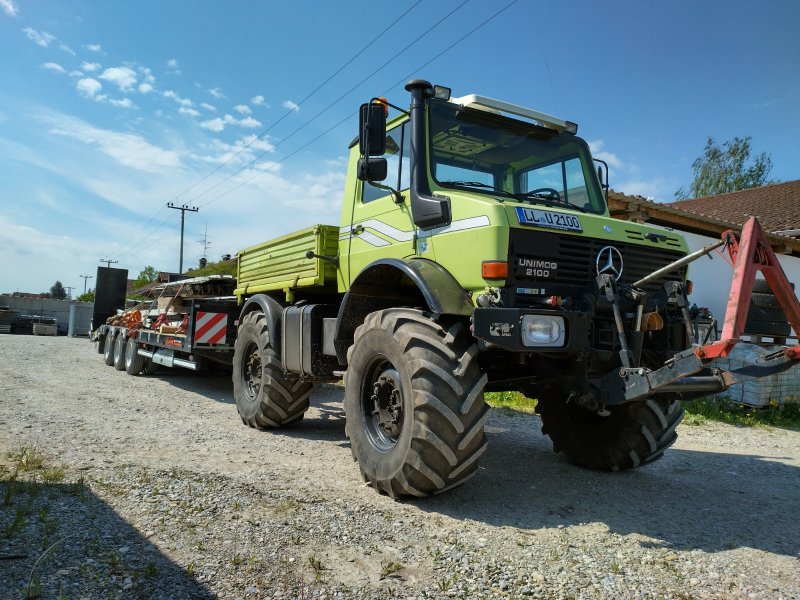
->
599;217;799;405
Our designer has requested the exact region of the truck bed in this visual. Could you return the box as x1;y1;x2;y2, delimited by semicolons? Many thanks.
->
234;224;339;301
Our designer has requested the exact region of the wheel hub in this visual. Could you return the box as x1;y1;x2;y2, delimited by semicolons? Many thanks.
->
243;344;261;398
371;374;402;439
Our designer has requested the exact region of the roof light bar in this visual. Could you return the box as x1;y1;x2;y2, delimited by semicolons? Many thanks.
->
451;94;578;134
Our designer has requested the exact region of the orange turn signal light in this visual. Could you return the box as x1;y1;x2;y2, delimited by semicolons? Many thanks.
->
482;261;508;279
376;97;389;116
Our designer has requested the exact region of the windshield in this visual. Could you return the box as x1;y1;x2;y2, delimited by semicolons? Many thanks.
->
428;101;604;213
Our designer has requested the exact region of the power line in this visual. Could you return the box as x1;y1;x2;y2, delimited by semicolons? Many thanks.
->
188;0;471;207
173;0;424;203
196;0;519;208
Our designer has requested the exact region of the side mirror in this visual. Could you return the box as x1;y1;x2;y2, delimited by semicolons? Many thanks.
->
357;157;388;182
359;102;387;156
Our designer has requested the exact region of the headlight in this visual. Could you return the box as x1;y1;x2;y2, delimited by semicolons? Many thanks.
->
520;315;565;347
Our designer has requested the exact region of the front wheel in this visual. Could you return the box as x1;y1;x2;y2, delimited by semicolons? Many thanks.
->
344;309;489;497
536;392;684;471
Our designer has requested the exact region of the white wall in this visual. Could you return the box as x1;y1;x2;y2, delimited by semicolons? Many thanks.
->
677;230;800;338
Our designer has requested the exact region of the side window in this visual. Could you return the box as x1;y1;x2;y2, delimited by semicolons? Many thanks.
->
362;122;409;204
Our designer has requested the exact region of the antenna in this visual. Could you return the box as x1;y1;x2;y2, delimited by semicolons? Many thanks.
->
197;222;212;260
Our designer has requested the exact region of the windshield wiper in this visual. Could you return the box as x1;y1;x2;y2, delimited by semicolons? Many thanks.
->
439;180;516;200
514;190;591;213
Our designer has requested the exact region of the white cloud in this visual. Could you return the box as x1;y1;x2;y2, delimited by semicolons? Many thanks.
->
59;43;75;56
1;0;19;16
99;66;137;92
47;115;182;173
163;90;192;107
138;82;154;94
41;62;65;74
167;58;178;69
179;106;200;118
76;78;102;98
234;104;251;115
199;118;225;132
200;102;216;112
223;114;237;125
85;43;102;52
588;139;623;170
238;116;261;129
108;98;134;109
68;70;83;78
282;100;300;112
208;87;225;100
23;27;55;47
81;61;101;72
251;95;265;106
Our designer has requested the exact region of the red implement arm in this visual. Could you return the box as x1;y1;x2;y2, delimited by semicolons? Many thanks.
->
697;217;800;360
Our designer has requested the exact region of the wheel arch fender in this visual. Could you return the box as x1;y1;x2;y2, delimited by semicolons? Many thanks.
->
238;293;285;356
334;258;473;363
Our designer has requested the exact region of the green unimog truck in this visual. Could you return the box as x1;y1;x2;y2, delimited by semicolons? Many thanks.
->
107;80;799;498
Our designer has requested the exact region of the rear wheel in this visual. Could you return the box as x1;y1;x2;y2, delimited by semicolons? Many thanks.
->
125;337;146;375
536;391;684;471
113;334;127;371
142;358;158;375
344;309;489;497
232;311;312;428
103;332;116;366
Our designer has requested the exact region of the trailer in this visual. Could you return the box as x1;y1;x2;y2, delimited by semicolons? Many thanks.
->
96;275;238;374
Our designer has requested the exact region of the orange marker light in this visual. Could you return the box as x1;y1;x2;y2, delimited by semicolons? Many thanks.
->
482;261;508;279
376;97;389;116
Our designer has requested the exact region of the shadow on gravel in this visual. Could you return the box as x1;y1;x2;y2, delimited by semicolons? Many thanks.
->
0;480;213;599
417;415;800;559
147;368;235;405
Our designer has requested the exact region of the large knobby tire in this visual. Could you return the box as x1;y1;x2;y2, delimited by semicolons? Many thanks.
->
536;392;684;471
343;309;489;498
113;334;127;371
103;332;116;366
232;311;312;428
125;337;146;375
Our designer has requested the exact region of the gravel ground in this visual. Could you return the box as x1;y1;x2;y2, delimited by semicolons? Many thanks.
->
0;335;798;599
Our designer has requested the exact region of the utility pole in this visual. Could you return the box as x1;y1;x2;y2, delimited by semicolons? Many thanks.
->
167;202;199;274
99;258;118;268
80;274;93;294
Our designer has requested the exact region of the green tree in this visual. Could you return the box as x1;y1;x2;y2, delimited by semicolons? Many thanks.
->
132;266;158;290
50;280;67;300
675;136;775;200
77;289;95;302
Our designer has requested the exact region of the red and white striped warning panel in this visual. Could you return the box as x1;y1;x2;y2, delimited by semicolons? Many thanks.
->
194;312;228;344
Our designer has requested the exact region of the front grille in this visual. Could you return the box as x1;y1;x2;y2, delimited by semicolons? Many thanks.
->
508;230;686;299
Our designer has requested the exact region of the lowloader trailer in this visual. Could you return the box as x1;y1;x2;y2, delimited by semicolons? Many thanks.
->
97;81;800;497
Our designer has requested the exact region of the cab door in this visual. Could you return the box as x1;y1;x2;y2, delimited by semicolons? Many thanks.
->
345;121;416;285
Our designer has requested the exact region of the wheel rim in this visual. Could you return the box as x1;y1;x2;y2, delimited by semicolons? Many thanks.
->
361;356;404;453
241;340;261;402
125;342;133;369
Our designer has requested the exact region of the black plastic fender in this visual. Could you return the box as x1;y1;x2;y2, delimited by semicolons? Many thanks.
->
238;294;285;356
334;257;473;363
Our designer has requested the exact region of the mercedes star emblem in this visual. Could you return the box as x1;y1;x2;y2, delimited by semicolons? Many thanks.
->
595;246;624;280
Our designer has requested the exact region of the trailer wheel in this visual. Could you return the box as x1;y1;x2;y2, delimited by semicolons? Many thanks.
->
232;311;311;428
113;333;127;371
103;332;116;366
142;359;158;375
97;336;105;354
343;309;489;497
124;337;146;375
536;392;684;471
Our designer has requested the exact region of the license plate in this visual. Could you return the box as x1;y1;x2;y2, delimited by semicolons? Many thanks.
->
515;207;582;232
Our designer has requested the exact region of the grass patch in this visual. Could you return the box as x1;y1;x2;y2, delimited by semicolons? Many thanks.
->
683;397;800;430
484;391;537;414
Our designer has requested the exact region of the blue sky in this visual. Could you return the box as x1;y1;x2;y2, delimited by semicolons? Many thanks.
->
1;0;798;295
